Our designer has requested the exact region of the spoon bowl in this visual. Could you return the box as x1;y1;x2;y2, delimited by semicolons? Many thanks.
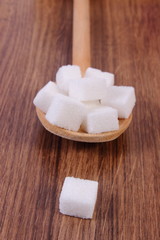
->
36;108;132;142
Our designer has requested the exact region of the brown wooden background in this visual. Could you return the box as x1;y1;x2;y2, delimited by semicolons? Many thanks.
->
0;0;160;239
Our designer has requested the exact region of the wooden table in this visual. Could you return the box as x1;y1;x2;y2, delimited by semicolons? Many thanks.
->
0;0;160;239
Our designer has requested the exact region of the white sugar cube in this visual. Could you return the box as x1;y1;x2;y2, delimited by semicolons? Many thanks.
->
69;77;107;101
45;94;87;131
59;177;98;219
101;86;136;118
81;107;119;134
85;67;101;77
85;67;114;87
56;65;81;93
33;81;60;113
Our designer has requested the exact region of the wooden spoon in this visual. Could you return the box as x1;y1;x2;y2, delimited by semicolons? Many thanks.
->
36;0;133;142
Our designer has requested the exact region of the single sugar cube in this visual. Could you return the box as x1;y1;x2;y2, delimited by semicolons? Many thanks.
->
59;177;98;219
85;67;114;87
69;77;107;101
33;81;60;113
81;106;119;134
45;93;87;131
56;65;81;93
85;67;101;77
101;86;136;118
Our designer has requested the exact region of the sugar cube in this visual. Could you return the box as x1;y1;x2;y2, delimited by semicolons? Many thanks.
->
33;81;60;113
59;177;98;219
45;93;87;131
85;67;114;87
69;77;107;101
101;86;136;118
85;67;101;77
81;106;119;134
56;65;81;93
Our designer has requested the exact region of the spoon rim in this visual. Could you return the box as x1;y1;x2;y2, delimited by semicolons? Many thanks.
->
36;107;132;142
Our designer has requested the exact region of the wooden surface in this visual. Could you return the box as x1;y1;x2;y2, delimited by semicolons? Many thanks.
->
0;0;160;239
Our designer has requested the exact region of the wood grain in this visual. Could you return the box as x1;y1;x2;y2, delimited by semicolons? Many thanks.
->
0;0;160;239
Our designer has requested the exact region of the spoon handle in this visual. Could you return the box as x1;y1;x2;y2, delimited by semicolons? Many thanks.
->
72;0;91;74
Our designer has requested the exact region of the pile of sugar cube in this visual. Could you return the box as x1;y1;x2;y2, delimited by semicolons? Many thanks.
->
33;65;136;133
59;177;98;219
